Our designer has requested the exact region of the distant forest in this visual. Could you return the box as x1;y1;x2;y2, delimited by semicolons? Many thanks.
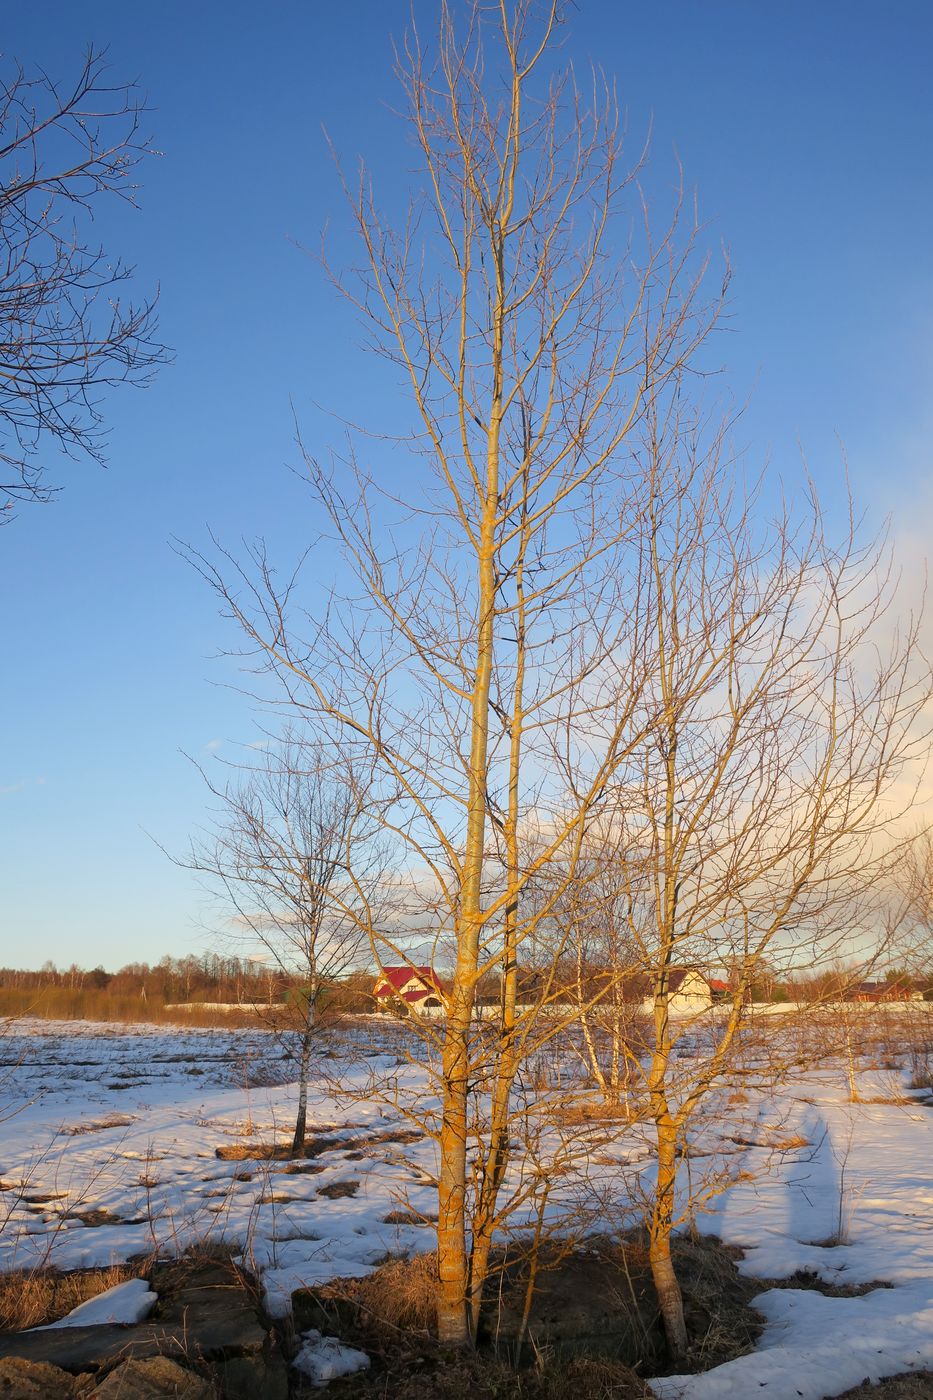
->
0;954;377;1026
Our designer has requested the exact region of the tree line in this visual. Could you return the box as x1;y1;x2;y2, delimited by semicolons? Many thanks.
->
0;955;380;1022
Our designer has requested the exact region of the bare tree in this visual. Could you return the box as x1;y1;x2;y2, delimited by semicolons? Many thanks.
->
185;738;379;1156
896;830;933;984
188;0;726;1346
0;45;166;512
584;399;931;1356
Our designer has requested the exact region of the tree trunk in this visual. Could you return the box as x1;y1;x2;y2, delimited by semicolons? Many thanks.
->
650;1119;688;1360
435;218;505;1343
437;993;472;1345
290;1024;313;1157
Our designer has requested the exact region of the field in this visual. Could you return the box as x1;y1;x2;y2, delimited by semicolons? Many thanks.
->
1;1015;932;1398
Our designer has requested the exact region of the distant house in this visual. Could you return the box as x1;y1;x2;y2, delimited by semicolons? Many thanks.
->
625;968;713;1017
849;981;922;1004
708;977;755;1004
373;965;445;1014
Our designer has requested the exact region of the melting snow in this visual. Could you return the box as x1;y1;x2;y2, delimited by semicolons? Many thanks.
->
292;1329;371;1386
2;1015;933;1398
34;1277;157;1328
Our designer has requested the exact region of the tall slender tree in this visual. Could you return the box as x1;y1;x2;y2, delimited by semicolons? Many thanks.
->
190;0;725;1344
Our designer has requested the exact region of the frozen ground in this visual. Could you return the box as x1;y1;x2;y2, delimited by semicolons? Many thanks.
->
1;1017;932;1398
0;1017;451;1318
653;1071;933;1400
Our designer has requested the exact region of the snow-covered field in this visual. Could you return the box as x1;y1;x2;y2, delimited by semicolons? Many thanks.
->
1;1016;932;1399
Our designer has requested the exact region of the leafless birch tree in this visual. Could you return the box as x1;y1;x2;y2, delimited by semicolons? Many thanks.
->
185;739;378;1156
188;0;726;1345
584;399;931;1356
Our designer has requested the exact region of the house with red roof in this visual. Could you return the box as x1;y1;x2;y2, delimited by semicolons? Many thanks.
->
373;965;445;1014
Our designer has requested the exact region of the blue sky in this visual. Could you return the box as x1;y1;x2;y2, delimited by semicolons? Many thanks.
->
2;2;932;970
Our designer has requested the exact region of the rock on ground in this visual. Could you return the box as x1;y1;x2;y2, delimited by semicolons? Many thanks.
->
91;1356;211;1398
0;1356;81;1397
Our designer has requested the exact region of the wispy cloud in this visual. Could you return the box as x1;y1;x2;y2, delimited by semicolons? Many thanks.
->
0;775;46;797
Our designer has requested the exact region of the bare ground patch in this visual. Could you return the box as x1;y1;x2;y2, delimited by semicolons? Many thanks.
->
836;1376;933;1399
768;1268;894;1299
215;1126;423;1163
59;1115;134;1136
288;1232;762;1397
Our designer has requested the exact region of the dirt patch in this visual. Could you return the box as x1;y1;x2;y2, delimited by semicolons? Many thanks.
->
60;1115;134;1136
836;1375;933;1399
215;1126;422;1163
769;1269;893;1299
62;1208;135;1228
317;1179;360;1200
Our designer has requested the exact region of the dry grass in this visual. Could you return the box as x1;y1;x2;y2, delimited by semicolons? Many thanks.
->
769;1269;890;1299
215;1127;422;1163
289;1233;761;1397
0;985;267;1028
0;1263;136;1332
836;1375;933;1399
60;1114;134;1136
323;1352;653;1399
295;1251;439;1341
549;1100;636;1128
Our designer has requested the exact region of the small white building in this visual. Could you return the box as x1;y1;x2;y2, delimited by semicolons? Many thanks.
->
635;968;712;1017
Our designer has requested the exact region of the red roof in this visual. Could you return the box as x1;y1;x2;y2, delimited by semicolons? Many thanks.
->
373;966;444;1001
851;981;913;1002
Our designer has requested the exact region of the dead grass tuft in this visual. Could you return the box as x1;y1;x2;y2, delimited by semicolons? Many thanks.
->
60;1114;134;1136
0;1264;136;1332
549;1100;636;1128
216;1126;422;1163
295;1251;439;1343
317;1179;360;1200
383;1210;436;1227
770;1269;891;1298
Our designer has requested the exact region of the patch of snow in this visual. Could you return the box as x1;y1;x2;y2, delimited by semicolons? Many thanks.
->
651;1283;933;1399
292;1328;370;1386
35;1277;157;1328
